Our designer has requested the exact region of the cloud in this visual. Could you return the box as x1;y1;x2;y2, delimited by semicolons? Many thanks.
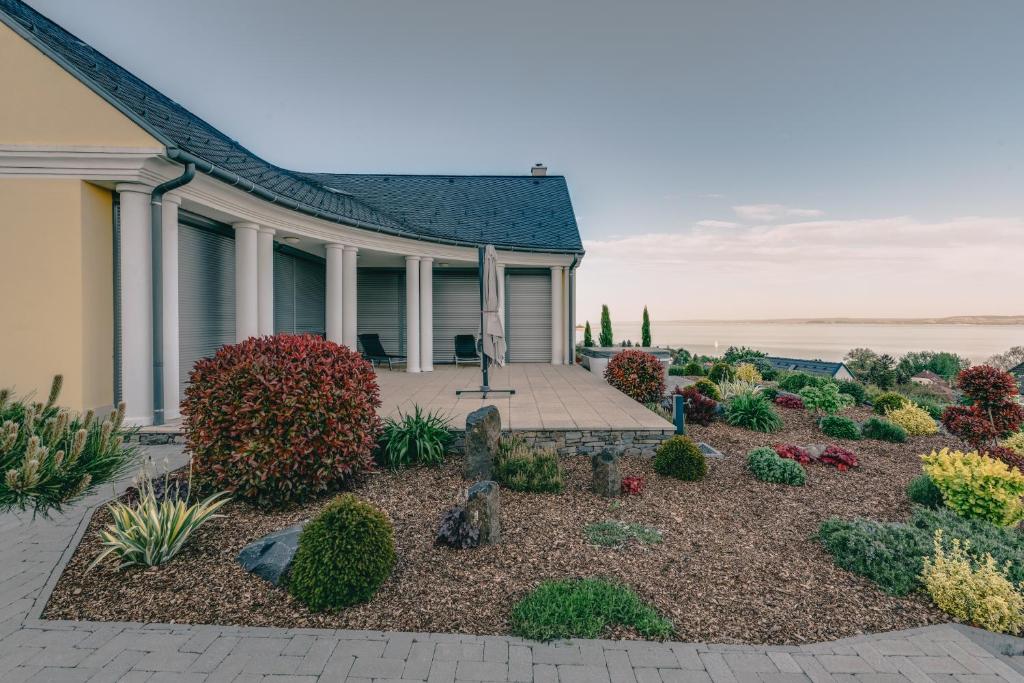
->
696;193;726;199
576;215;1024;321
733;203;825;222
695;219;741;229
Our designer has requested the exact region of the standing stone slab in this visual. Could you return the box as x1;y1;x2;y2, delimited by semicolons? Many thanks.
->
237;521;306;585
466;480;501;545
465;405;501;479
591;450;621;497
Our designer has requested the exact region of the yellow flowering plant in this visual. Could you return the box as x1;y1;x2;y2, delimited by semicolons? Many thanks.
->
886;402;938;436
734;363;763;384
921;530;1024;635
1003;432;1024;457
920;448;1024;526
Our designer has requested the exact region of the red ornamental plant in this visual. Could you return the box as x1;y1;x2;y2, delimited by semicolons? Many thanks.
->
819;445;859;471
604;350;665;404
941;365;1024;451
621;475;645;496
673;385;717;426
984;446;1024;472
774;444;811;464
183;335;382;508
774;395;805;409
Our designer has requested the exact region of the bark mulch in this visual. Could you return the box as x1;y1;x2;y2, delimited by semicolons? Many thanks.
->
45;407;956;644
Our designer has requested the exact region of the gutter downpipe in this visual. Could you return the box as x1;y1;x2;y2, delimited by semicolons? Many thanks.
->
150;162;196;426
567;254;578;365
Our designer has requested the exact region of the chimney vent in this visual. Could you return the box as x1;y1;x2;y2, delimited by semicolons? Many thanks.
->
531;163;547;177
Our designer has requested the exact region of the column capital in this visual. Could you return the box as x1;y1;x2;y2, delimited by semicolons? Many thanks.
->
550;265;563;272
420;256;434;264
233;221;260;233
343;245;359;254
259;226;276;236
162;193;182;207
325;242;346;253
115;182;152;195
405;255;422;263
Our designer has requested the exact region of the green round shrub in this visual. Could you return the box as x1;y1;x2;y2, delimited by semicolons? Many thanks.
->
861;416;908;443
288;495;396;611
836;381;868;405
873;391;909;415
667;365;687;377
708;362;735;384
693;378;721;400
760;387;779;402
654;436;707;481
681;360;705;376
820;415;861;440
747;447;805;486
907;475;944;508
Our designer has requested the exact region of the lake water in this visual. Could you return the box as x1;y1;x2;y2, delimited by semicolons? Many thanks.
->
580;321;1024;363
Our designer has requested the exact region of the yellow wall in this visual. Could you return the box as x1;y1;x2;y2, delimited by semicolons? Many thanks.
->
0;21;160;148
0;178;114;413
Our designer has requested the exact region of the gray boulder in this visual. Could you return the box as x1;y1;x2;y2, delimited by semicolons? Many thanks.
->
237;522;306;585
698;442;725;459
591;450;621;497
466;480;501;545
465;405;501;479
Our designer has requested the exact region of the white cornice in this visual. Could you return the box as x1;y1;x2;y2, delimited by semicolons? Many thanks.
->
0;145;163;180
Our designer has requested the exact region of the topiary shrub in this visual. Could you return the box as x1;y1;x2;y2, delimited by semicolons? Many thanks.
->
747;447;805;486
836;381;868;405
692;378;721;400
820;415;861;440
708;362;735;384
861;417;908;443
604;350;665;404
886;402;938;436
681;360;705;376
725;392;782;432
673;386;717;426
288;494;395;611
872;391;908;415
183;335;381;508
653;436;707;481
907;474;943;508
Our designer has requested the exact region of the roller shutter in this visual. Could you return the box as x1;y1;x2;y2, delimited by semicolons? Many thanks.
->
274;251;325;336
432;270;479;364
506;271;551;362
178;222;235;395
357;269;405;356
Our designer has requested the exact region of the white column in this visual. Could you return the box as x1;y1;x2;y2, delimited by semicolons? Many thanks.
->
563;267;572;364
419;257;433;372
342;246;358;348
325;243;345;343
161;194;181;421
550;266;563;365
257;227;275;336
405;256;421;373
497;264;506;326
116;183;153;425
233;222;259;342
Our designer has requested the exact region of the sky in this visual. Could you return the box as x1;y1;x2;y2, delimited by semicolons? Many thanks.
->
28;0;1024;322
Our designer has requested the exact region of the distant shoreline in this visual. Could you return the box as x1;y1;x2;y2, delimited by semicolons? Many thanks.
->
578;316;1024;327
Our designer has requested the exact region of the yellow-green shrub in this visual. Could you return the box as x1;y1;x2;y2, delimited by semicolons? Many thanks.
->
920;448;1024;526
886;402;938;436
921;530;1024;635
1002;432;1024;457
735;363;762;384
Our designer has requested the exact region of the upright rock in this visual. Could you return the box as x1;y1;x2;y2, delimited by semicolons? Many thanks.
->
591;450;621;497
465;405;500;479
466;481;501;545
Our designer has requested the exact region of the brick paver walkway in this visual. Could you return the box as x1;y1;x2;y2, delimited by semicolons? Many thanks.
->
2;445;1023;682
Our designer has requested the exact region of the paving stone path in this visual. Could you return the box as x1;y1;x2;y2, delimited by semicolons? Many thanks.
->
2;445;1023;682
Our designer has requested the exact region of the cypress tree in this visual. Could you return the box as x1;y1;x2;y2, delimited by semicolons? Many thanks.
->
599;305;613;347
641;306;651;347
583;321;594;347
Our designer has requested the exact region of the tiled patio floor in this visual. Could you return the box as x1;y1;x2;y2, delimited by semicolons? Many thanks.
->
376;364;673;431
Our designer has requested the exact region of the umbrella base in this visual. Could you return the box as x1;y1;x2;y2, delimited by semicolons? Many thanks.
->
456;386;516;398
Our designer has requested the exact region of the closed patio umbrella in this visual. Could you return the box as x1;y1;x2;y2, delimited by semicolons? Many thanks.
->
456;245;515;397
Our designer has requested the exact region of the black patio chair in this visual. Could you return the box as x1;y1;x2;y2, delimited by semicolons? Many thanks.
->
454;334;481;366
358;333;406;370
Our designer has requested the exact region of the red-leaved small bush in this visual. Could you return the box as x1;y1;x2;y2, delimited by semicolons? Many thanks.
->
942;365;1024;450
774;395;804;409
774;444;811;464
604;350;665;404
183;335;382;508
819;445;859;471
673;385;718;426
984;446;1024;473
621;475;645;496
956;365;1020;407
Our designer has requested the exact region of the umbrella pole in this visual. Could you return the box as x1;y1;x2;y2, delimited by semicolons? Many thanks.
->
456;245;515;398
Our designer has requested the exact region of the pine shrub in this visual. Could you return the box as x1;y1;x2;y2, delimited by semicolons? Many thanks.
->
288;495;395;611
820;415;861;440
836;381;868;404
681;360;705;376
653;436;707;481
708;362;735;384
747;447;805;486
861;417;907;443
693;378;721;400
818;517;930;595
667;365;687;376
907;474;943;508
872;391;908;415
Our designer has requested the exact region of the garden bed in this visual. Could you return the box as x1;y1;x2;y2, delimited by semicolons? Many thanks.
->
45;407;956;644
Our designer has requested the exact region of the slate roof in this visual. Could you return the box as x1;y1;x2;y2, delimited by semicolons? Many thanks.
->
765;357;853;378
0;0;582;254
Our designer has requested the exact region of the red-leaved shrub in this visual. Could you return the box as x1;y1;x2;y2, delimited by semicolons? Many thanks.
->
774;395;805;409
774;444;811;464
673;385;718;426
942;365;1024;450
604;350;665;403
183;335;382;508
956;365;1020;407
621;475;645;496
819;445;859;471
984;446;1024;473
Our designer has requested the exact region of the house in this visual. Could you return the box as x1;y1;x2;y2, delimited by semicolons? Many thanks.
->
0;0;583;426
764;357;856;382
911;370;947;387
